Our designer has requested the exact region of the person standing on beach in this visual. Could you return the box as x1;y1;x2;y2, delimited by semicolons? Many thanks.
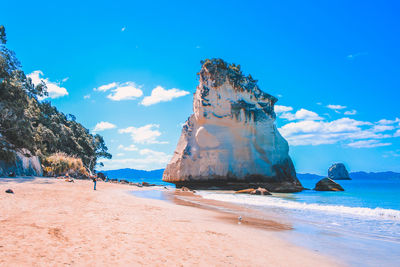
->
92;176;97;190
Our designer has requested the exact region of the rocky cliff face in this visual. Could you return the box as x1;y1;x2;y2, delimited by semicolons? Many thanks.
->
328;163;351;180
0;149;42;177
163;59;303;192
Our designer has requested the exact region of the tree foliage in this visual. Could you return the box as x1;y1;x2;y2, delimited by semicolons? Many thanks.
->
0;25;111;172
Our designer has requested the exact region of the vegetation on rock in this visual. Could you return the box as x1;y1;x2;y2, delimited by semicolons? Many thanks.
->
42;152;89;177
198;59;277;110
0;26;111;173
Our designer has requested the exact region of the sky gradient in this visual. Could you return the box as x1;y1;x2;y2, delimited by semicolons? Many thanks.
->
2;0;400;174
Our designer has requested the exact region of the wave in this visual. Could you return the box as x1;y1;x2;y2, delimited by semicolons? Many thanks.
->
197;192;400;221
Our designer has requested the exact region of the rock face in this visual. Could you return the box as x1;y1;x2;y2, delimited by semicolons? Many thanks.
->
314;178;344;191
0;149;42;177
162;59;303;192
250;187;271;195
328;163;351;180
235;188;271;195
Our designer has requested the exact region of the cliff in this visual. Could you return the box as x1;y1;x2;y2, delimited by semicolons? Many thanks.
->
0;148;42;177
162;59;303;192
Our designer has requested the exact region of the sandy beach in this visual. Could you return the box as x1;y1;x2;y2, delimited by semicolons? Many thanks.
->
0;177;343;266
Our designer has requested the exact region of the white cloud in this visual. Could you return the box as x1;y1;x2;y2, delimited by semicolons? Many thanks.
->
327;104;347;110
139;148;169;158
383;150;400;158
94;82;143;101
116;153;125;157
394;129;400;137
27;70;68;99
274;105;293;113
83;94;91;99
141;86;190;106
347;52;368;60
62;77;69;82
118;144;138;151
347;140;391;148
295;109;323;121
344;110;357;115
121;26;126;32
119;124;168;144
99;149;171;170
279;108;323;121
94;82;119;92
377;118;400;125
107;82;143;101
278;117;393;147
372;125;395;132
93;121;116;132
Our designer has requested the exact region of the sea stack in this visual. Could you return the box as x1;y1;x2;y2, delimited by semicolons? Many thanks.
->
162;59;303;192
328;163;351;180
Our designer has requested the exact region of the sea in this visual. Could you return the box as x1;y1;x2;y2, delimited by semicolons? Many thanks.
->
196;177;400;267
125;174;400;266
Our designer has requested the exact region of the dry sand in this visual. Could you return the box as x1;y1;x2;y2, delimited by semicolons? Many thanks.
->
0;177;344;266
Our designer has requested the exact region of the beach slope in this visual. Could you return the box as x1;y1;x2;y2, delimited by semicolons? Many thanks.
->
0;178;341;266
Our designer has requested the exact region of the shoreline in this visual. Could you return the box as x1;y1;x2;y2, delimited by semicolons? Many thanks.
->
0;177;343;266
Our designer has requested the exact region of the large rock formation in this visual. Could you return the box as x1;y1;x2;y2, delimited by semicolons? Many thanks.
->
328;163;351;180
0;149;42;177
163;59;303;192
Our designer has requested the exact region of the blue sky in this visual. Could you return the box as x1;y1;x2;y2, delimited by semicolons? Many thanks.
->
2;0;400;174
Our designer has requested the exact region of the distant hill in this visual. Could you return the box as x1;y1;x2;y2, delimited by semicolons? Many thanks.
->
297;173;324;180
350;171;400;180
100;168;400;182
297;171;400;180
101;168;165;180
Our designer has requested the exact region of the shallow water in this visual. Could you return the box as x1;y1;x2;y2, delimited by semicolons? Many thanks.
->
127;176;400;266
130;190;171;201
197;177;400;267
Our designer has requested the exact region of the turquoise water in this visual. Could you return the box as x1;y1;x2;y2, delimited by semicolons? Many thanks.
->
299;177;400;210
125;175;400;265
196;177;400;266
108;176;172;187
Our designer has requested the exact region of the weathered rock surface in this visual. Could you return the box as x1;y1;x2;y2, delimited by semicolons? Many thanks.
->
314;178;344;191
142;182;156;187
163;59;303;192
328;163;351;180
235;187;271;195
250;187;271;195
0;149;42;177
235;188;256;194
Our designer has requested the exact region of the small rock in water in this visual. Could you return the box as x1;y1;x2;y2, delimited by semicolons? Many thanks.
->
236;187;271;195
180;186;194;192
142;182;156;187
5;189;14;194
314;178;344;191
235;188;256;194
328;163;351;180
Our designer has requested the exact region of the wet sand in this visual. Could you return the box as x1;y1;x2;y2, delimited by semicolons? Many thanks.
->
0;177;344;266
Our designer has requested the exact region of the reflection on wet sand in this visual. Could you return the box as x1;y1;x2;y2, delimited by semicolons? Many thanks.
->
171;190;292;231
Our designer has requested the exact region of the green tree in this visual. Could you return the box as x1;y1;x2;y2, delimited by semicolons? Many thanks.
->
0;25;111;172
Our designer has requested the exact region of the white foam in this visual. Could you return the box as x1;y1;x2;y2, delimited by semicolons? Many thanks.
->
197;192;400;221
